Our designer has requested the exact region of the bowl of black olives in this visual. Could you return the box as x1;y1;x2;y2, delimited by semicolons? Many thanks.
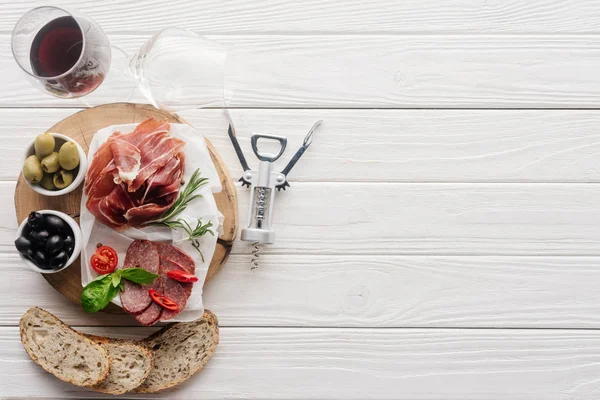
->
15;210;82;273
22;132;87;196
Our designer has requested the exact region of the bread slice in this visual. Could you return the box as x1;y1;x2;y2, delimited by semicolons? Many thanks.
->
85;336;154;395
19;307;109;387
135;310;219;393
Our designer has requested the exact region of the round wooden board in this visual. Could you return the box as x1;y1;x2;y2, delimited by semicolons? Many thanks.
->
14;103;238;312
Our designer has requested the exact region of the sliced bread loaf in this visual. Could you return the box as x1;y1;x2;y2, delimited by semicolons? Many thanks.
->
19;307;109;387
135;310;219;393
86;336;154;395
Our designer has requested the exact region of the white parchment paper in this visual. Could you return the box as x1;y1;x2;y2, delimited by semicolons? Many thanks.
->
80;123;223;321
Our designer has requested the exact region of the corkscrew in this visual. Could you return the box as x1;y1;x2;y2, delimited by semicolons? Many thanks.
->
225;111;321;269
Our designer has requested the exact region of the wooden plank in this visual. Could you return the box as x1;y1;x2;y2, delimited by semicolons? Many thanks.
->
3;0;600;34
7;181;600;256
2;326;600;399
4;252;600;329
6;108;600;183
3;34;600;108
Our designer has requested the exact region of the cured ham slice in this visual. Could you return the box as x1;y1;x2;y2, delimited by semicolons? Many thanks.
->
119;240;196;325
110;138;141;184
128;133;185;192
84;118;185;229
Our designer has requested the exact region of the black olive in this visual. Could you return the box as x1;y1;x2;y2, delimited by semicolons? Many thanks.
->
22;223;32;239
33;250;50;269
27;212;43;229
30;230;50;247
44;215;66;234
14;236;32;254
49;251;68;270
63;235;75;254
45;235;64;256
24;248;35;262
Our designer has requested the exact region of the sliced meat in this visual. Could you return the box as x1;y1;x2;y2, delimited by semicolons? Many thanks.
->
121;280;152;314
84;133;120;195
110;138;141;184
135;302;162;326
153;242;195;274
128;133;185;192
160;259;193;298
118;240;196;324
159;274;188;322
124;202;173;227
142;154;183;203
85;118;184;229
119;240;160;314
123;240;160;272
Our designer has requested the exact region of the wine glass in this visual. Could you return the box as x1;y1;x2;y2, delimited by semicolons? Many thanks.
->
13;9;231;109
11;6;111;98
127;28;230;111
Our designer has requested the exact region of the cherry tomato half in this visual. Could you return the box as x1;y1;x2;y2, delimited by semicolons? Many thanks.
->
148;289;179;311
90;245;118;275
166;270;199;283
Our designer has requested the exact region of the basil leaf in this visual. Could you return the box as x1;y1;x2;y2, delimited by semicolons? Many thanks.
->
81;274;119;313
120;268;158;285
111;271;121;288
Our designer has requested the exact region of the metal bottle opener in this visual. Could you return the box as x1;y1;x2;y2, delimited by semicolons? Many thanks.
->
225;110;322;268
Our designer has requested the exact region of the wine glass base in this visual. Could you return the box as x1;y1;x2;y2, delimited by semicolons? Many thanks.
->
79;46;135;107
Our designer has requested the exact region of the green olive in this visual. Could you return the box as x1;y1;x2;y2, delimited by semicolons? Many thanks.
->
23;155;43;183
39;173;56;191
41;152;60;173
34;133;55;158
58;142;80;170
53;170;74;189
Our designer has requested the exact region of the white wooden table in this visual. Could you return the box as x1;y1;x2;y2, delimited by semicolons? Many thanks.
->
3;1;600;398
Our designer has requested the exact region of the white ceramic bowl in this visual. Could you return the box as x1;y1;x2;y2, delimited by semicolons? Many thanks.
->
16;210;82;274
22;133;88;196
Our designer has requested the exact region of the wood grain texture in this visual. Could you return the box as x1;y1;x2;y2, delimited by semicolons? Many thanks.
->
12;104;237;307
3;0;600;34
7;181;600;256
6;108;600;183
3;325;600;399
3;34;600;108
4;253;600;328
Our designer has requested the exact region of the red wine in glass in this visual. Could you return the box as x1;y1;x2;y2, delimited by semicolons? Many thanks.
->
12;7;111;98
30;16;83;78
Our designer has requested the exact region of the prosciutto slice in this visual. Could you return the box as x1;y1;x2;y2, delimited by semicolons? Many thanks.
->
84;118;185;229
110;138;141;184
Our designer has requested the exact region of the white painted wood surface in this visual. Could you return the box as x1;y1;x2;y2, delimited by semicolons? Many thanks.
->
4;326;600;399
2;1;600;399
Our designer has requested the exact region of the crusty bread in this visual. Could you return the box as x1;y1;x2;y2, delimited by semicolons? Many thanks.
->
86;335;154;395
19;307;109;387
135;310;219;393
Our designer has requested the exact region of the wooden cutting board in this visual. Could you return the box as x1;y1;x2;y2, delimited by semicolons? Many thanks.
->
13;103;238;312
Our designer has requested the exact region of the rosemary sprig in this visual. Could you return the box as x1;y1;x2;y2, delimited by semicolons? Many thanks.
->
148;168;209;225
163;218;214;262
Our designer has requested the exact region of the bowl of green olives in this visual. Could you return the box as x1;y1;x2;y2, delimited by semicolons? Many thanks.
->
22;132;87;196
15;210;82;274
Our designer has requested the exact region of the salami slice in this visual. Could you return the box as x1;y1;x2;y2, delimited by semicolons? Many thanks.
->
119;240;197;324
135;302;162;326
160;259;193;298
153;242;195;274
159;274;188;322
119;240;160;314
